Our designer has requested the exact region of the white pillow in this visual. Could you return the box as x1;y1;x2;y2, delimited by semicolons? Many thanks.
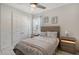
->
40;32;47;37
47;32;57;38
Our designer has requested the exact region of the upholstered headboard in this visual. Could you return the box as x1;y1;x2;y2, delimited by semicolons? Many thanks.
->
41;26;60;38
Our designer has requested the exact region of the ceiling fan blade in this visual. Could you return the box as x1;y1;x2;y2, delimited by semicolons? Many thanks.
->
30;3;46;9
36;4;46;9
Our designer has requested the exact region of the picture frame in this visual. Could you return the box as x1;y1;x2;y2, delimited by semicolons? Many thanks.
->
51;16;58;24
43;16;49;24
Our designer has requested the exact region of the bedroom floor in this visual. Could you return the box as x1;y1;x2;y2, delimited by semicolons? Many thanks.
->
0;48;73;55
56;50;73;55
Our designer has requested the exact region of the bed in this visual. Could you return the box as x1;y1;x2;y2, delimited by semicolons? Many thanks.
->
13;26;60;55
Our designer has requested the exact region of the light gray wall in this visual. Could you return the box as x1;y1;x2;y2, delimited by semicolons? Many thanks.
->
0;4;12;49
41;4;79;40
0;4;1;52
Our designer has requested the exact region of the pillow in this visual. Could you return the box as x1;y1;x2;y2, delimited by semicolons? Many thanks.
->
47;32;57;38
40;32;47;37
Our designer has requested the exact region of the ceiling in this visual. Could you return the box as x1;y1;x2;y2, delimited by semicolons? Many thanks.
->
6;3;67;15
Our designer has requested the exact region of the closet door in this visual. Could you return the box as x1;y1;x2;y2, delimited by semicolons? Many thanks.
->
13;9;32;47
1;5;12;49
13;10;23;46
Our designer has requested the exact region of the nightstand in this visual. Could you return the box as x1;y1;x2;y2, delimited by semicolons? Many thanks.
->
60;36;76;54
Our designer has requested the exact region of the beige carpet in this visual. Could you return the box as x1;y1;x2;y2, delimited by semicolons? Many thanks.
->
56;50;73;55
0;50;73;55
0;49;73;55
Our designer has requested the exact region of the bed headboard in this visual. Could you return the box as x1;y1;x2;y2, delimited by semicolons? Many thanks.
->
41;26;60;38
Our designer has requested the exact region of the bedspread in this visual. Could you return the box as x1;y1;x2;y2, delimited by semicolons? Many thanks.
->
13;36;59;55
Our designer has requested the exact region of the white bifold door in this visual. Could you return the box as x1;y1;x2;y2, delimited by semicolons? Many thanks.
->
0;4;32;54
13;9;32;47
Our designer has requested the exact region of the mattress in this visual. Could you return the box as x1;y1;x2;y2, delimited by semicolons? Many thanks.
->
13;36;59;55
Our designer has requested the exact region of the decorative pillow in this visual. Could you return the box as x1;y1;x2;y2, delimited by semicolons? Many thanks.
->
47;32;57;38
40;32;47;37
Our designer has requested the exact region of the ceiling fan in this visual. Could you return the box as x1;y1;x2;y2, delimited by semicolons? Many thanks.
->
30;3;46;9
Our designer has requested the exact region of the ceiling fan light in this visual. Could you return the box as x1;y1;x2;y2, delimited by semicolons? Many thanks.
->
31;4;36;8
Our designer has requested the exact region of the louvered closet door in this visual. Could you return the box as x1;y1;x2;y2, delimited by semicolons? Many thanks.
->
1;5;12;49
